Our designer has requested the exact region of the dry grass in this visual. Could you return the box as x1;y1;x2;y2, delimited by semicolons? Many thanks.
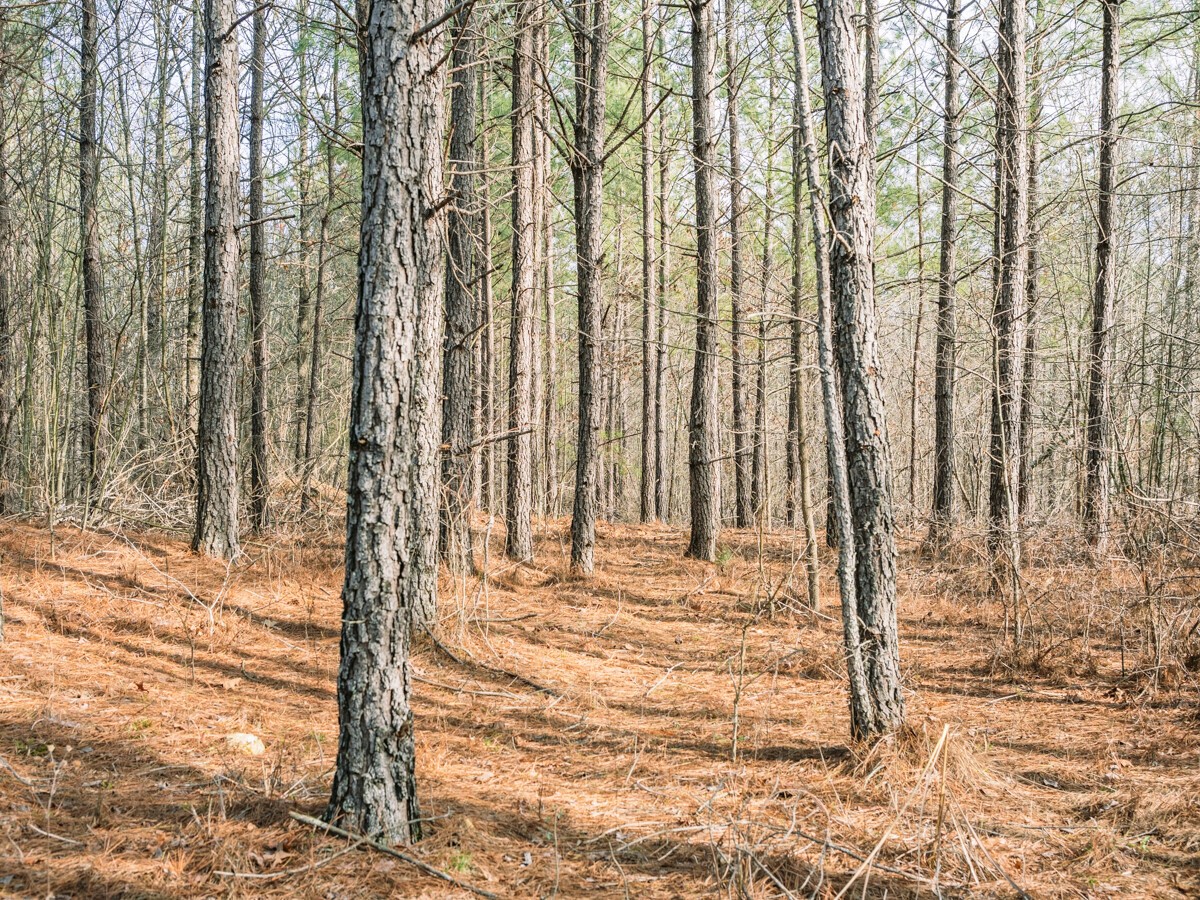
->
0;517;1197;898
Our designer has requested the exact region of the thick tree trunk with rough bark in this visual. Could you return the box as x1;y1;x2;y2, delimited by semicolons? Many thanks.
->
324;0;445;841
569;0;610;574
248;3;270;532
988;0;1029;602
929;0;960;549
686;0;720;561
193;0;241;559
81;0;105;493
1084;0;1120;550
813;0;905;738
441;4;479;575
507;3;536;563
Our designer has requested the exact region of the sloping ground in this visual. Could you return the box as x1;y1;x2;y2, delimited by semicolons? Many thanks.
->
0;517;1197;898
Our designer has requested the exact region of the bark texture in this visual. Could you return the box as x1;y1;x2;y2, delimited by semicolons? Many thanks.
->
193;0;241;559
248;3;270;531
813;0;905;737
325;0;446;840
929;0;960;549
81;0;105;492
1084;0;1120;550
568;0;610;574
507;3;536;563
686;0;721;561
442;3;479;574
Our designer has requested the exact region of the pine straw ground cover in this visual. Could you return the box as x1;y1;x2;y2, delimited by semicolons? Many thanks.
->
0;517;1197;899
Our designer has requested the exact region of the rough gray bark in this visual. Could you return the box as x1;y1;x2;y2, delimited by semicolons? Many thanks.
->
568;0;610;574
787;16;820;607
686;0;720;561
325;0;445;840
988;0;1029;597
751;73;774;523
788;0;870;728
813;0;905;737
193;0;241;559
726;6;751;529
186;0;203;436
248;3;270;532
81;0;105;493
929;0;960;549
506;3;536;563
639;0;657;524
441;2;478;574
1084;0;1120;550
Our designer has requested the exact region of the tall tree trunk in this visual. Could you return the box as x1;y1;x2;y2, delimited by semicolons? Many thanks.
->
1020;12;1043;523
988;0;1029;612
1084;0;1120;550
686;0;721;561
752;73;775;523
80;0;105;494
294;0;314;469
478;71;496;516
929;0;960;549
786;21;820;607
568;0;610;574
639;0;657;523
187;0;204;439
812;0;905;737
193;0;242;559
0;86;12;514
506;3;536;563
441;1;479;574
146;3;169;440
654;27;669;521
248;3;271;532
543;222;558;515
726;4;751;528
325;0;445;838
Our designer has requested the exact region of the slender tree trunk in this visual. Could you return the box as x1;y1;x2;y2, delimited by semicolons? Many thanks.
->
908;155;925;515
441;1;479;574
686;0;721;561
479;73;496;515
786;30;820;607
812;0;905;737
146;4;169;440
507;2;536;562
655;34;669;521
248;3;271;532
193;0;241;559
1020;17;1043;523
568;0;610;574
294;0;314;468
186;0;204;439
1084;0;1120;550
0;89;12;514
752;74;775;523
543;223;558;515
929;0;960;549
726;5;751;528
988;0;1029;612
80;0;105;494
325;0;445;838
639;0;657;523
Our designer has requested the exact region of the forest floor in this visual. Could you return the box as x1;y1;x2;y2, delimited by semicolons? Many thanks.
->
0;516;1197;898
